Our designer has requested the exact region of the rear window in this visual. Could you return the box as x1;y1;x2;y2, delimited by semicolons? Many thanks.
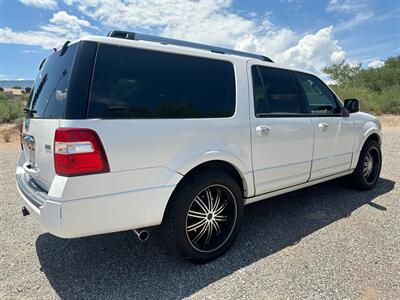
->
88;44;236;118
27;43;78;118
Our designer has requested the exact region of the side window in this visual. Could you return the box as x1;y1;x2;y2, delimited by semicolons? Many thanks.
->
88;44;236;118
251;65;303;116
296;72;339;115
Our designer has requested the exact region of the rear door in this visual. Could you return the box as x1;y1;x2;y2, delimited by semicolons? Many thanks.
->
295;72;354;180
249;63;314;195
22;42;79;191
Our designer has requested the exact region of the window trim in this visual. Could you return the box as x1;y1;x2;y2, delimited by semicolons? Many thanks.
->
251;65;308;118
86;42;237;120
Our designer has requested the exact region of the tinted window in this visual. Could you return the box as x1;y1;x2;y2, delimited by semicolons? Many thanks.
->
88;44;236;118
27;43;78;118
252;66;303;115
296;72;339;114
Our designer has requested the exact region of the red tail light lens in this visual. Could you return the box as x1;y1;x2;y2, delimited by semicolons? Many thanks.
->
54;128;110;176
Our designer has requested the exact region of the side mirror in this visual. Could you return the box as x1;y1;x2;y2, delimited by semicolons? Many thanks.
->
344;98;360;113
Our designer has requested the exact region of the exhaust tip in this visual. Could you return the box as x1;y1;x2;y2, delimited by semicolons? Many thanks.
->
21;206;30;216
138;230;149;241
133;229;149;241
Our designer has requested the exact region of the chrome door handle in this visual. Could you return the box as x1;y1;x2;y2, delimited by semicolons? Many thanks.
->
318;123;329;131
256;125;271;137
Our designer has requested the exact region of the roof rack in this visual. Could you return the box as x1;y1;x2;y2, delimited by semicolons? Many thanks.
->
107;30;273;62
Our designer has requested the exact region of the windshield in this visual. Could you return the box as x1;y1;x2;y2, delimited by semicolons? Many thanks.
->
27;43;78;119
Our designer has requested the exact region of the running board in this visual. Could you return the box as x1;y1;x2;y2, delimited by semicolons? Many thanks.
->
245;170;353;205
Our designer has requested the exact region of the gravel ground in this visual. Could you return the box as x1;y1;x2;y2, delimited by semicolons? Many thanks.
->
0;125;399;299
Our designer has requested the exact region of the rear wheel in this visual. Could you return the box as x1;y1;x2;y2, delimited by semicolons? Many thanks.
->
350;139;381;190
166;170;243;263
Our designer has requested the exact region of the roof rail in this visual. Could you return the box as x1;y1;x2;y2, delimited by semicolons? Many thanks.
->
107;30;273;62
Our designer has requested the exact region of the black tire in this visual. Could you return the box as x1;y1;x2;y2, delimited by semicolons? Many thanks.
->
165;170;244;263
350;139;382;190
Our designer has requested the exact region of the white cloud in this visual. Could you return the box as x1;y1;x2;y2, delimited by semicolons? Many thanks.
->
0;27;64;49
41;10;95;36
61;0;346;75
65;0;256;47
275;27;346;74
1;1;348;76
0;11;92;49
367;59;384;68
326;0;365;14
20;49;40;53
19;0;57;9
326;0;373;32
50;11;92;28
235;28;298;58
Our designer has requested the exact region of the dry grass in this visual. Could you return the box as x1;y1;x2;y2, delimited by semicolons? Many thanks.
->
378;114;400;128
2;131;11;143
0;123;19;146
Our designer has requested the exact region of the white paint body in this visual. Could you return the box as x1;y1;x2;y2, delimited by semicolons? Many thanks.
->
16;36;382;238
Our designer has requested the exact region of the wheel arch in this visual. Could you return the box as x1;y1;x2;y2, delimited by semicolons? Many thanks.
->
351;128;382;170
364;132;381;145
162;159;251;224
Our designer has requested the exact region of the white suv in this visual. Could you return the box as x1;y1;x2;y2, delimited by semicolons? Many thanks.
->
17;31;382;263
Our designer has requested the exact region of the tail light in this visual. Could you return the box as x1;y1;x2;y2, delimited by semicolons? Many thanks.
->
54;128;110;176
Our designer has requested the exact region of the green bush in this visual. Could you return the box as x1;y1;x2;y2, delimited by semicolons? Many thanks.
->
324;54;400;114
0;91;6;100
0;99;24;123
330;85;400;115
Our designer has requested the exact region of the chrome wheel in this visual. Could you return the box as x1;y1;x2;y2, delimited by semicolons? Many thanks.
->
185;184;237;253
363;147;380;184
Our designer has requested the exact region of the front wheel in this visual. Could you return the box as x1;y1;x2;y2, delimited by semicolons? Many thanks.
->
166;170;243;263
350;139;382;190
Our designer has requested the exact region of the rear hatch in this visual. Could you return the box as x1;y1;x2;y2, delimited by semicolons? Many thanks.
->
21;42;79;191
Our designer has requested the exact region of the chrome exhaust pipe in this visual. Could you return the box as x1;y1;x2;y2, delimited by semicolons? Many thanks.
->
133;229;149;241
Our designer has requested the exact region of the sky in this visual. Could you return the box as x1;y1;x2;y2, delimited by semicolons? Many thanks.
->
0;0;399;81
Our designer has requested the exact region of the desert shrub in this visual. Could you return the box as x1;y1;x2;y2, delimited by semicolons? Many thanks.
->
0;99;24;123
324;54;400;114
2;131;11;143
331;85;382;114
376;85;400;114
331;84;400;115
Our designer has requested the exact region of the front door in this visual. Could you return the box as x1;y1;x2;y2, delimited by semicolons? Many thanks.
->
295;72;354;180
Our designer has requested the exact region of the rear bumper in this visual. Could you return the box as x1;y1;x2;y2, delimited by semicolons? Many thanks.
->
16;159;177;238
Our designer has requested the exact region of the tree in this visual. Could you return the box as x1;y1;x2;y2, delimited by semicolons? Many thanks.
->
322;60;362;85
